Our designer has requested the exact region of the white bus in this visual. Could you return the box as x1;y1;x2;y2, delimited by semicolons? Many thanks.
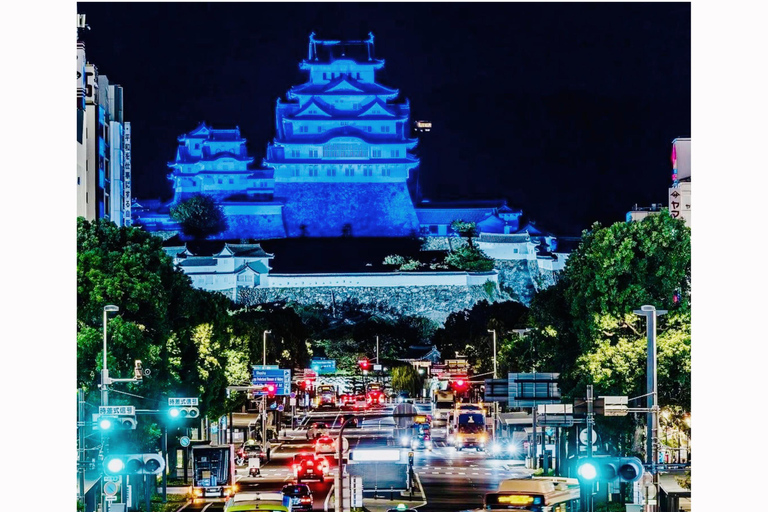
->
477;476;581;512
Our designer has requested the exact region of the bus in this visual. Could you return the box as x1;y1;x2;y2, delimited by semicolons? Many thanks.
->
315;384;337;408
480;477;581;511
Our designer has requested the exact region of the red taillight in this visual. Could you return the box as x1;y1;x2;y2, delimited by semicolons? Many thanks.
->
300;497;311;503
307;460;313;466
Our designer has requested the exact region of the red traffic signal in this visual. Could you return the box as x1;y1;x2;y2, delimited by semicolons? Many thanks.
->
265;384;276;397
358;359;370;371
452;379;468;391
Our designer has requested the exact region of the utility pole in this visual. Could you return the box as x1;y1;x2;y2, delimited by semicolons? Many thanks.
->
585;385;595;512
376;336;379;365
634;305;667;512
263;330;271;448
101;305;119;512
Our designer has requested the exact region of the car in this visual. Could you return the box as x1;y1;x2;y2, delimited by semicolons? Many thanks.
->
314;436;336;456
411;432;433;451
354;394;367;410
293;453;329;482
281;483;313;512
395;391;411;403
235;442;265;466
223;491;289;512
488;437;524;459
306;422;329;440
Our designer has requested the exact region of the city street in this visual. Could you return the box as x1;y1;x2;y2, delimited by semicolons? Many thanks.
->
172;403;533;512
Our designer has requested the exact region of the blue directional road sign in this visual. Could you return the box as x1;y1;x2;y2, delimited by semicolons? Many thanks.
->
252;366;291;396
310;359;336;375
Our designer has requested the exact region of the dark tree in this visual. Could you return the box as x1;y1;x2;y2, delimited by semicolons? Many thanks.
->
170;194;228;239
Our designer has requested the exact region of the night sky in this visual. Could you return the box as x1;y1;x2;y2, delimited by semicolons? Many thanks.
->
76;2;691;236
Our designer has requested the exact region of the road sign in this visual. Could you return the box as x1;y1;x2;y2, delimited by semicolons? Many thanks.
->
168;397;198;406
290;398;296;406
579;428;598;445
104;476;120;483
252;364;279;370
508;373;561;407
252;368;292;396
180;436;191;447
99;405;135;416
373;364;382;371
309;358;336;375
105;495;117;502
104;481;120;496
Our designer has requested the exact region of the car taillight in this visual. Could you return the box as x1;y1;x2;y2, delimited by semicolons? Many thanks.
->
307;461;313;466
300;497;311;503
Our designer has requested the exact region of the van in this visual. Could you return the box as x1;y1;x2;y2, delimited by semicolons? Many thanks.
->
223;491;292;512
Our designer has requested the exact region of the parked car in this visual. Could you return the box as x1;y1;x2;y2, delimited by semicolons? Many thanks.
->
306;422;329;440
281;483;313;512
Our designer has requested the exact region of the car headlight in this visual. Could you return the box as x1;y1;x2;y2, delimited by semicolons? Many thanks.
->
490;442;501;454
508;443;518;454
401;436;410;446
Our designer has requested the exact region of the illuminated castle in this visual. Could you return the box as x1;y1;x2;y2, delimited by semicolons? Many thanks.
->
263;33;421;237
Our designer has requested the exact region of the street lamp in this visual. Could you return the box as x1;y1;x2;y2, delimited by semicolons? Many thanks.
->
263;330;272;366
487;329;497;379
102;305;120;406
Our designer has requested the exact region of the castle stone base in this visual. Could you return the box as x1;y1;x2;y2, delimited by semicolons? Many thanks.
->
274;182;420;237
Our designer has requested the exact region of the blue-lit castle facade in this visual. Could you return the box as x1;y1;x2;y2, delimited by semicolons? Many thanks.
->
265;33;420;237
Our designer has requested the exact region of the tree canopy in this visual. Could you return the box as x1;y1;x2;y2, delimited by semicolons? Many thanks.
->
169;193;228;239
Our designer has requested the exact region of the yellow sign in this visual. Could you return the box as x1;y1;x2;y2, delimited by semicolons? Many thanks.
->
498;495;534;505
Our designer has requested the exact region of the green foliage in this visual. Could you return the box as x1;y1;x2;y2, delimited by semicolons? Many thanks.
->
444;244;495;271
391;365;424;396
483;279;496;298
169;193;227;239
77;218;234;431
433;301;530;375
563;211;691;348
450;220;479;247
383;254;406;266
399;258;423;271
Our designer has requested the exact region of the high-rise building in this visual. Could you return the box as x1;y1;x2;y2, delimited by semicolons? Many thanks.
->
77;15;131;225
669;137;691;228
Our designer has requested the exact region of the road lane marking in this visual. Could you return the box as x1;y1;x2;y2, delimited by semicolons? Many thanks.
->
202;504;214;511
324;483;334;511
413;471;428;509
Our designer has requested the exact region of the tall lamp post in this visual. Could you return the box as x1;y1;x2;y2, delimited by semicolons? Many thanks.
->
633;304;666;512
101;305;120;407
101;304;119;512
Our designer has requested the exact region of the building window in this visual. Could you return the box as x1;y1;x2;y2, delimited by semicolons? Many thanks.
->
352;103;360;109
391;149;400;158
345;168;355;177
363;166;373;177
371;149;382;158
309;166;318;177
429;225;438;234
380;125;390;133
324;142;367;158
381;168;391;177
327;167;337;177
299;125;309;133
323;72;327;80
513;248;519;254
290;149;300;158
195;143;200;149
309;149;319;158
356;72;361;79
318;126;323;133
291;167;299;177
229;178;234;184
340;121;351;126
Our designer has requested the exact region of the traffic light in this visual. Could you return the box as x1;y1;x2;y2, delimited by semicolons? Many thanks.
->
103;453;166;476
576;456;644;484
358;358;370;371
95;415;138;431
266;383;277;398
169;407;200;419
452;378;468;392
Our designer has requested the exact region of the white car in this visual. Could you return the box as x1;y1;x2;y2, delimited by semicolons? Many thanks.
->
314;436;336;456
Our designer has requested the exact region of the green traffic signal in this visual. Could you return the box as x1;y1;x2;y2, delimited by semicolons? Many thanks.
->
168;406;199;419
99;417;114;431
577;460;597;481
103;454;166;475
576;457;644;483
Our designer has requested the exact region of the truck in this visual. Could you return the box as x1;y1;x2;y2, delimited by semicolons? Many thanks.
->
393;402;418;447
453;411;487;451
191;444;237;499
431;390;455;425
